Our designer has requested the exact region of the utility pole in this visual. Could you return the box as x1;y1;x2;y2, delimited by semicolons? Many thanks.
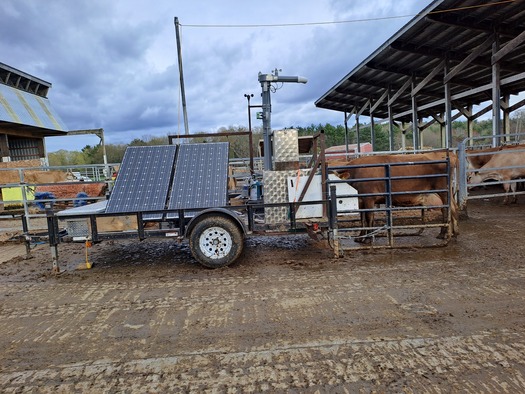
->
174;17;189;135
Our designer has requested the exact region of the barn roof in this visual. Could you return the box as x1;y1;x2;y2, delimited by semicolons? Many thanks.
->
315;0;525;123
0;63;67;136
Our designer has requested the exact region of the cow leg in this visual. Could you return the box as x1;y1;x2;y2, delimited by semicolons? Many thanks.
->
434;192;456;240
450;196;460;238
502;183;509;204
510;182;518;204
356;201;375;244
502;182;514;204
437;207;449;239
355;211;368;243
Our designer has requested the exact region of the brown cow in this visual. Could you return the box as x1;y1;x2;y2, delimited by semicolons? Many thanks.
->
468;148;525;204
334;152;459;243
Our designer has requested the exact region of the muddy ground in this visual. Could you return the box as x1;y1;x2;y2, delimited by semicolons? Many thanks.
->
1;198;525;393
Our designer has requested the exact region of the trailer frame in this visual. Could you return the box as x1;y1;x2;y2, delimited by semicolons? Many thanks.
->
42;155;455;272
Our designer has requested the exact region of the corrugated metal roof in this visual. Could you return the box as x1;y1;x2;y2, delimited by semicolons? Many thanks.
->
315;0;525;122
0;83;67;134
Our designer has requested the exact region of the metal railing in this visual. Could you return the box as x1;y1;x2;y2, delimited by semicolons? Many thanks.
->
457;134;525;208
0;163;118;230
327;157;453;253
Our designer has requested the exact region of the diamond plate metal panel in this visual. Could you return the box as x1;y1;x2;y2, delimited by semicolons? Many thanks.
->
167;142;229;218
263;169;310;224
106;145;178;220
64;219;89;238
273;129;298;163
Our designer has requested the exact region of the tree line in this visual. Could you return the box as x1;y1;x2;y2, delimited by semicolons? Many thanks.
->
49;113;523;166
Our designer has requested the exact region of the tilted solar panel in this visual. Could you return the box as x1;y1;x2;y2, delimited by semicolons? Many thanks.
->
105;145;178;219
167;143;229;217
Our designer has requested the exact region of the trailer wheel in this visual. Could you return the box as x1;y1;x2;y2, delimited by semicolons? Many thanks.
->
189;216;244;268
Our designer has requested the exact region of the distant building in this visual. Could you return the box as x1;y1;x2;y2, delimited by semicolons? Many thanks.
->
325;143;373;161
0;62;67;162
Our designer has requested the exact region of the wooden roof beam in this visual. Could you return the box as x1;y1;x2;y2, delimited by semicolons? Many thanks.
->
412;60;445;96
388;78;411;106
391;41;522;74
492;30;525;64
444;34;494;84
370;89;389;113
426;14;521;38
366;62;478;89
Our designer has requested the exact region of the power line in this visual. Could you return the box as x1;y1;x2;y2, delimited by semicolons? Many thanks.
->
180;0;516;28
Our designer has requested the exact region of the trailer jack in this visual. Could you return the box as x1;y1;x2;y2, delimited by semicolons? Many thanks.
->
305;221;324;242
76;239;93;270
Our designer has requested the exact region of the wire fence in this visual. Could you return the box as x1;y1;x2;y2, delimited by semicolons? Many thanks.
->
0;163;118;230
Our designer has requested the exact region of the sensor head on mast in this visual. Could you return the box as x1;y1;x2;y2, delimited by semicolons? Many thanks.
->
258;72;308;84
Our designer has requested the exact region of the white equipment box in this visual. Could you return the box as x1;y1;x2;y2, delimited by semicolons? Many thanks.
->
287;174;359;219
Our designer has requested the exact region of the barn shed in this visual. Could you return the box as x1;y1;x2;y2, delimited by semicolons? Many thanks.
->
316;0;525;150
0;62;67;162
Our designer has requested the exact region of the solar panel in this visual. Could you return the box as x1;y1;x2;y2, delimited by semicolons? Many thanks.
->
167;142;229;218
106;145;178;220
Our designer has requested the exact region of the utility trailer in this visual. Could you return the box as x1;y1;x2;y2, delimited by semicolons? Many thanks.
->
44;133;351;271
47;193;336;271
43;139;456;272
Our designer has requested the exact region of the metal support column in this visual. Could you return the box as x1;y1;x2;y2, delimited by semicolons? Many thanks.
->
467;105;474;147
344;111;349;157
444;61;453;148
344;109;354;159
388;87;394;151
260;78;273;170
244;93;256;174
356;114;361;153
440;113;446;148
503;94;511;143
492;36;502;147
370;101;375;151
411;77;419;150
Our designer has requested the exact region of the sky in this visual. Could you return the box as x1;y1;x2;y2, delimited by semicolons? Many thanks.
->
2;0;434;152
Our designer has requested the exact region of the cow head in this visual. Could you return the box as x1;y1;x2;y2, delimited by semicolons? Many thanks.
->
467;171;481;184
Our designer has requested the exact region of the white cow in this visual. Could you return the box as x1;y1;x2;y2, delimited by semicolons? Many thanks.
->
466;144;525;170
468;148;525;204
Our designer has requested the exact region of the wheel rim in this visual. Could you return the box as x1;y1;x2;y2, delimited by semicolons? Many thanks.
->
199;226;233;259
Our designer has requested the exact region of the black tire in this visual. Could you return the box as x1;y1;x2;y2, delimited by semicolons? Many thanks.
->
189;216;244;268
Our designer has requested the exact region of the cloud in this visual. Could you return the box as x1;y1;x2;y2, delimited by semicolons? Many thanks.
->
1;0;434;152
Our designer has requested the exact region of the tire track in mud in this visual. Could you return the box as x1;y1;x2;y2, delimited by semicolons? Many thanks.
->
1;265;524;345
2;257;525;392
1;331;525;393
2;264;523;321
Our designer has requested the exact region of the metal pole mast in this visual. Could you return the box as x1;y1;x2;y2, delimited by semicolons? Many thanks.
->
244;93;255;175
258;70;307;171
174;17;189;135
260;77;273;170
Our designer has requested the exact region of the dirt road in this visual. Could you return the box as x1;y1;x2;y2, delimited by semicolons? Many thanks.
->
1;200;525;392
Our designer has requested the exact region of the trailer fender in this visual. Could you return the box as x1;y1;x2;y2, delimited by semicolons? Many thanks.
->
185;208;247;239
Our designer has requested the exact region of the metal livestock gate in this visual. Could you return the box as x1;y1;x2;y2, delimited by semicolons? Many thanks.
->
326;155;455;255
458;134;525;209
